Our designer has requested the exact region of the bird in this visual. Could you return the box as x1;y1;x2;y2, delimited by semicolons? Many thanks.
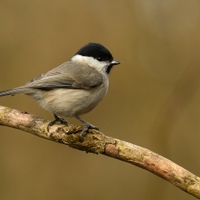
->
0;42;120;139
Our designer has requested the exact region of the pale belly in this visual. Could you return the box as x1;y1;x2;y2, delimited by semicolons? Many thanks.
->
28;84;108;117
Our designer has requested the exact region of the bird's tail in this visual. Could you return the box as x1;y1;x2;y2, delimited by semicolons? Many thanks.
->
0;87;28;97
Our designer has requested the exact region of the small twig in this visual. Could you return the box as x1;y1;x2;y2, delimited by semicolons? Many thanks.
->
0;105;200;199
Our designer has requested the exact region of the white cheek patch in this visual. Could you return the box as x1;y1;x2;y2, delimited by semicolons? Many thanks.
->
71;54;85;63
71;55;108;73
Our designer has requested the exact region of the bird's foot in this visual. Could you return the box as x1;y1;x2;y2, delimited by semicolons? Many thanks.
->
47;114;68;131
74;115;99;141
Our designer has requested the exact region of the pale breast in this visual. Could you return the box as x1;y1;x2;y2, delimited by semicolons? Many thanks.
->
36;77;109;117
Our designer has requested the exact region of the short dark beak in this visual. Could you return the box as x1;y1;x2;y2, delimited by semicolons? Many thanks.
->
111;60;120;65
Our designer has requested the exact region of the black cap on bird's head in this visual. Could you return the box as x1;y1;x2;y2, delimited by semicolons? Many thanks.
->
75;43;113;61
75;43;120;74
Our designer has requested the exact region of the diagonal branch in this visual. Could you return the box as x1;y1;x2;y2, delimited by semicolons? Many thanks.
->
0;105;200;199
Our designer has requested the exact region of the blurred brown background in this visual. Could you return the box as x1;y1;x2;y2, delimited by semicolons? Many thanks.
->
0;0;200;199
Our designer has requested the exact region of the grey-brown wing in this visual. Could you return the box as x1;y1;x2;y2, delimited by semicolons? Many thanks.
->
25;61;103;90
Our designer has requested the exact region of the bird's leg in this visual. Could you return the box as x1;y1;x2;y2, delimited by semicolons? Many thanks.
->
74;115;99;140
47;114;68;131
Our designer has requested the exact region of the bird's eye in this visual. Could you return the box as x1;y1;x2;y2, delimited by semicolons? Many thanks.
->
97;57;103;61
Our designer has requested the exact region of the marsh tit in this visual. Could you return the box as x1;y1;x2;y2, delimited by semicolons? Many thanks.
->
0;43;120;138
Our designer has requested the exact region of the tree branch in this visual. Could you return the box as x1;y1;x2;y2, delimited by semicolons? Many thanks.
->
0;105;200;199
